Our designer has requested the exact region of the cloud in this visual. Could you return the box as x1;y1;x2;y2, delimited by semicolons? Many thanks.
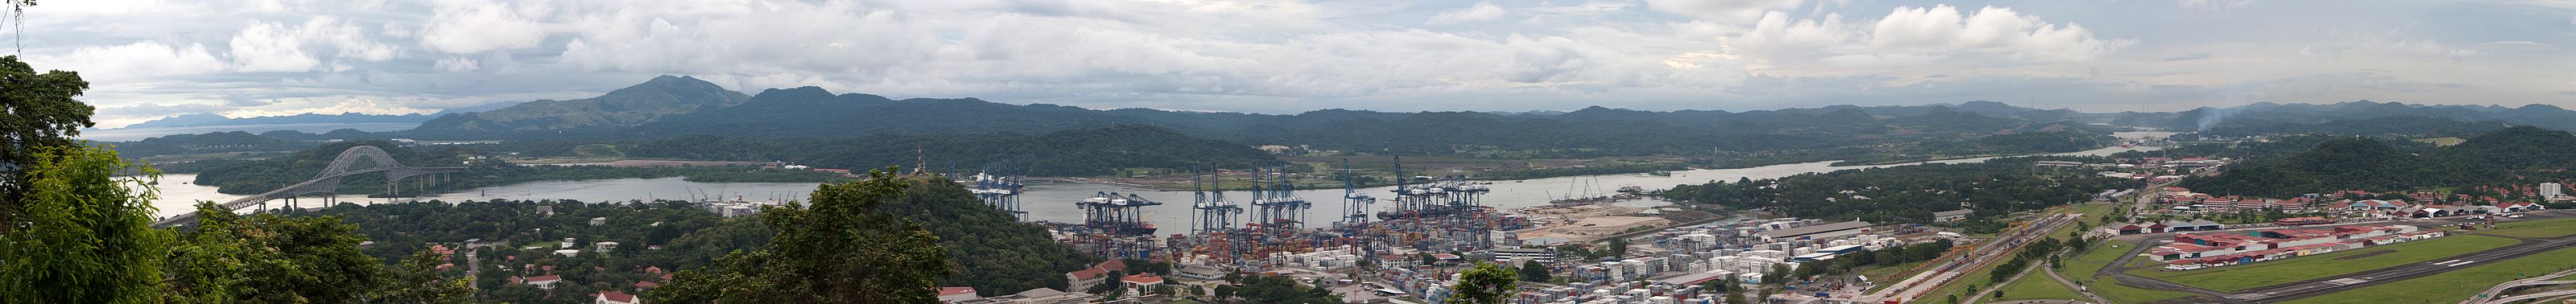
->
417;0;548;54
228;21;323;72
2473;40;2553;48
434;56;480;72
43;42;227;82
1645;0;1804;23
2179;0;2253;10
1428;2;1506;25
1867;5;2132;62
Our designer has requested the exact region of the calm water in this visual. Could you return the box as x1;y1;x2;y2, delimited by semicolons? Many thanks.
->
83;123;420;142
150;142;2161;225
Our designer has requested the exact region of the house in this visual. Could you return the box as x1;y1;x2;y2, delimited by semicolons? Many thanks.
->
511;275;563;290
2146;222;2174;233
1065;268;1109;290
939;286;980;303
1120;273;1164;294
593;290;639;304
2114;224;2147;235
1932;209;1974;222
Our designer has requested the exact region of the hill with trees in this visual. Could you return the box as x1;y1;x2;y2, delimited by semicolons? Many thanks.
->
415;76;750;132
2181;126;2576;198
1661;158;2140;224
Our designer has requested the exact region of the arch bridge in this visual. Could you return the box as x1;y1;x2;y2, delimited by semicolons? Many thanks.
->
154;146;467;227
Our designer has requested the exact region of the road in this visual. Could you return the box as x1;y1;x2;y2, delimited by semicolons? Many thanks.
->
2088;209;2576;303
1860;209;2083;303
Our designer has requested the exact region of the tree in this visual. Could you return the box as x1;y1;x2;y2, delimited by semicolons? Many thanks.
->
0;146;167;304
1763;263;1791;286
1518;260;1551;282
371;249;473;304
1451;262;1519;304
0;55;95;232
653;168;956;304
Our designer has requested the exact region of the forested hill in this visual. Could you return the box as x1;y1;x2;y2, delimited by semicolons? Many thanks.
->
880;177;1100;296
394;76;2110;159
2120;101;2576;132
619;125;1278;176
415;76;750;132
2180;126;2576;198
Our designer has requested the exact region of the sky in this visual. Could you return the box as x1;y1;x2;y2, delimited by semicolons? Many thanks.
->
19;0;2576;128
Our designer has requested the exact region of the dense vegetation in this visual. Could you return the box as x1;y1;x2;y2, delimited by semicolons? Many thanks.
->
382;77;2113;162
186;141;852;195
617;125;1278;176
2182;126;2576;198
1662;158;2141;223
310;177;1094;301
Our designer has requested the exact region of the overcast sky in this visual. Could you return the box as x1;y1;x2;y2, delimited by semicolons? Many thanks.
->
22;0;2576;127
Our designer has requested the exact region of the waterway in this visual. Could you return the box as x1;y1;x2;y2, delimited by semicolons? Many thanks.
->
148;139;2164;227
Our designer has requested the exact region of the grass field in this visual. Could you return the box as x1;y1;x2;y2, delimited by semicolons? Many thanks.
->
2482;217;2576;238
2125;235;2517;292
2283;246;2576;304
1987;269;2086;302
2057;240;2198;303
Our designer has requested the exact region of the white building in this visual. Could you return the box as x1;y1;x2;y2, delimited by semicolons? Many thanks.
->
2545;183;2564;199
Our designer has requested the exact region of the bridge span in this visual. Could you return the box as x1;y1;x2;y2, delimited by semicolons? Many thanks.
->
154;146;464;227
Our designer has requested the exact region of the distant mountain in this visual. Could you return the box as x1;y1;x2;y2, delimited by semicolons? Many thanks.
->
427;100;530;117
120;113;436;129
2128;101;2561;132
415;76;750;131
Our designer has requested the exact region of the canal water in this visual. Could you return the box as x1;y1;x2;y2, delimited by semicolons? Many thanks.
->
149;140;2165;226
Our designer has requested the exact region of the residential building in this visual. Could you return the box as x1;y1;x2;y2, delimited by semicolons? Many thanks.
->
939;286;980;303
593;291;639;304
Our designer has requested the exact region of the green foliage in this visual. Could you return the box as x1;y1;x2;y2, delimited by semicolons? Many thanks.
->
1228;275;1341;303
1519;260;1552;282
189;141;851;195
2183;126;2576;197
654;169;955;303
0;146;168;304
0;55;95;232
874;177;1100;295
1454;262;1519;304
373;249;474;304
618;125;1276;177
1664;158;2140;223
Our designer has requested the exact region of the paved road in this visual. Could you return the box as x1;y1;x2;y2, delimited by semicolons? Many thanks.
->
2089;209;2576;303
2040;261;2112;304
1862;211;2083;302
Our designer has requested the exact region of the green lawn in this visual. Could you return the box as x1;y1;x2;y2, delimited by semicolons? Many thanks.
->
2127;235;2517;292
1987;270;2086;302
2481;217;2576;238
2056;240;2198;303
2283;247;2576;304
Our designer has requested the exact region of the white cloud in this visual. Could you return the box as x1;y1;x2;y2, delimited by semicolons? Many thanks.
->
44;42;228;81
1428;2;1506;25
416;0;548;54
228;21;323;72
1644;0;1804;23
225;18;402;72
434;56;480;72
1866;5;2132;62
2474;40;2553;48
2179;0;2253;10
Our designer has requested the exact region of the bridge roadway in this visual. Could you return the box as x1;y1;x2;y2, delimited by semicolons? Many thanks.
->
151;146;464;228
2091;209;2576;303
